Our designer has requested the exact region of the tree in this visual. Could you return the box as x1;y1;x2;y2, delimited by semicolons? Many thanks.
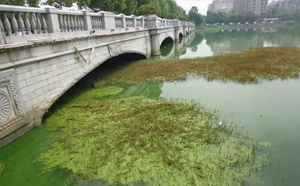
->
0;0;25;6
124;0;138;15
88;0;125;13
47;0;90;9
136;4;158;15
188;6;203;25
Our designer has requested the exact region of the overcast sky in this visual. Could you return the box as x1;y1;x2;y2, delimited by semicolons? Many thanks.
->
175;0;213;15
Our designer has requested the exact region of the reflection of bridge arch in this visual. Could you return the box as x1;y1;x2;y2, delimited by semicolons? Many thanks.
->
156;32;196;60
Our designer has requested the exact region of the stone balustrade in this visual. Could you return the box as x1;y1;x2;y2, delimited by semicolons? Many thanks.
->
0;4;195;45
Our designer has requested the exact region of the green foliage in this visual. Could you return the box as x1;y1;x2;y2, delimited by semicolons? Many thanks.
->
206;11;259;24
27;0;39;7
46;0;90;9
0;162;3;173
0;0;24;6
136;4;158;15
39;95;271;186
188;6;203;26
165;13;177;19
88;0;125;13
125;0;138;15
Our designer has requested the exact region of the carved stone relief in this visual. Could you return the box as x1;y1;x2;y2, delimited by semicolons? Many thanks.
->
0;69;25;132
0;90;12;124
108;43;123;56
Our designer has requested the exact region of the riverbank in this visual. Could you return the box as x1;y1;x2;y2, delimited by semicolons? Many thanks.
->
200;21;299;33
93;47;300;86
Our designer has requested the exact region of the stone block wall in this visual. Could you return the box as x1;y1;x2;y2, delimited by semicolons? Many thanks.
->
0;30;151;147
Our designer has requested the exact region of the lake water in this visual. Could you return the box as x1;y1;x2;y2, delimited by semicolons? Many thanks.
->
1;28;300;186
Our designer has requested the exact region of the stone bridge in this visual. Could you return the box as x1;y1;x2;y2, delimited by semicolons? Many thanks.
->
0;5;195;147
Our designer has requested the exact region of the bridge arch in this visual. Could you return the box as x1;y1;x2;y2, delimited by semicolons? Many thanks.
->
42;51;147;122
160;37;174;47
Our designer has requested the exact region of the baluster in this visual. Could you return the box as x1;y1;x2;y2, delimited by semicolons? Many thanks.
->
94;17;97;29
74;16;79;31
41;14;47;33
58;14;62;32
17;12;25;35
91;17;95;29
80;16;84;31
73;16;79;31
24;13;31;35
62;15;67;32
77;16;80;31
74;16;78;31
95;17;98;29
11;12;19;36
96;18;100;29
66;15;70;32
0;18;4;32
31;13;37;34
3;13;11;36
77;16;81;31
36;13;42;34
95;17;99;30
99;18;102;29
69;15;74;31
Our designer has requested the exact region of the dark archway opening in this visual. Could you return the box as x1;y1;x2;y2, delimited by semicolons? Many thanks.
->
42;53;146;122
179;33;183;43
160;37;174;56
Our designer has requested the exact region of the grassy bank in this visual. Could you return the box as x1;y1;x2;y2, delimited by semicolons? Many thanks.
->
94;47;300;86
200;25;229;32
38;86;271;186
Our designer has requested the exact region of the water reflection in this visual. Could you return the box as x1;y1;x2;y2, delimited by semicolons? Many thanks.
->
121;83;163;98
160;77;300;186
159;28;300;59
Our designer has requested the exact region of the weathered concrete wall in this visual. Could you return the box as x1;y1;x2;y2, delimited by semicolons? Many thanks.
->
0;30;151;147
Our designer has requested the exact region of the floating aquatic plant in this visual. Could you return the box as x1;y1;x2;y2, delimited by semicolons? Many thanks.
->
39;97;271;186
0;162;3;173
92;47;300;85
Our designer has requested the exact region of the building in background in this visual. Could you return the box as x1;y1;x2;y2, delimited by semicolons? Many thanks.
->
208;0;234;13
233;0;268;14
268;0;300;10
209;0;269;14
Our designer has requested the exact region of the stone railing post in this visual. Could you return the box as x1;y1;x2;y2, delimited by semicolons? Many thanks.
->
144;14;160;29
142;17;145;27
144;15;161;55
82;10;92;31
173;19;180;42
182;21;187;36
45;7;60;33
133;16;137;27
101;12;116;29
121;15;126;28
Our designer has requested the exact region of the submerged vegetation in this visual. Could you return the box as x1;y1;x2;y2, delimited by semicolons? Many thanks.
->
0;162;3;173
94;47;300;86
38;86;272;186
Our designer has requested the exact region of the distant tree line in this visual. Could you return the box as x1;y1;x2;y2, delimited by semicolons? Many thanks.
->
205;7;300;24
0;0;191;20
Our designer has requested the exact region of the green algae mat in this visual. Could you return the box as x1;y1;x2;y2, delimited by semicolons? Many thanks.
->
94;47;300;85
37;85;271;186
